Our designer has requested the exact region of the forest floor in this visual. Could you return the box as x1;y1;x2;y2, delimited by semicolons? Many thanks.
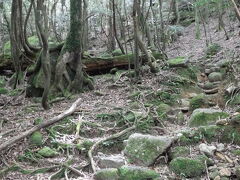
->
1;18;240;180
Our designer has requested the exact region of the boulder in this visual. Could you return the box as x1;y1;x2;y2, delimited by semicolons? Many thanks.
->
98;154;125;169
169;157;205;178
118;165;160;180
189;94;208;111
188;108;228;127
167;57;187;68
94;168;119;180
124;133;173;166
169;146;190;160
208;72;223;82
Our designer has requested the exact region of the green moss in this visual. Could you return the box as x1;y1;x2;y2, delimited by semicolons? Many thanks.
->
208;72;222;82
30;131;43;146
3;36;39;56
196;155;214;166
34;118;43;125
221;126;240;144
189;94;207;111
156;91;179;105
156;103;171;119
189;109;229;127
0;88;8;94
169;146;190;160
76;139;94;152
112;49;123;56
94;168;119;180
232;149;240;156
124;134;171;166
198;125;222;142
118;166;159;180
170;157;205;178
38;147;58;158
176;66;198;82
168;57;185;67
206;43;222;57
179;125;240;145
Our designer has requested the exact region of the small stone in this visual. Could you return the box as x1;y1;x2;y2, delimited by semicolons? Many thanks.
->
205;69;212;75
216;143;225;152
199;143;216;157
214;176;221;180
219;168;231;177
98;154;125;169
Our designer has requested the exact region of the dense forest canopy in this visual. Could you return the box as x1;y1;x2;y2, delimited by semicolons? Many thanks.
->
0;0;240;179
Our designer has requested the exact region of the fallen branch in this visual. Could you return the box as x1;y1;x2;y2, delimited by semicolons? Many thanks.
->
0;98;81;153
88;125;136;173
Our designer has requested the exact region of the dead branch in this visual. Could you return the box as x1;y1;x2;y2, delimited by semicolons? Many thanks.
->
0;98;81;153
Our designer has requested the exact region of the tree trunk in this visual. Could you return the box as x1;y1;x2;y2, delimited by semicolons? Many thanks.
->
10;0;22;89
54;0;93;94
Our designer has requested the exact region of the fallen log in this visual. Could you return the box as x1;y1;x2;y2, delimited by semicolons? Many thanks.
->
0;52;163;74
0;98;81;153
83;52;163;73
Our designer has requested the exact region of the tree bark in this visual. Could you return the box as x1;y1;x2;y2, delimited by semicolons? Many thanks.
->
54;0;93;94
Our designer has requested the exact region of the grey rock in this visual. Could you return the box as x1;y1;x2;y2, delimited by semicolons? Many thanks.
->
98;154;125;169
124;133;173;166
199;143;216;157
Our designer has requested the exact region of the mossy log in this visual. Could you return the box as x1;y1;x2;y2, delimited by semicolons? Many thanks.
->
83;52;163;73
0;52;163;74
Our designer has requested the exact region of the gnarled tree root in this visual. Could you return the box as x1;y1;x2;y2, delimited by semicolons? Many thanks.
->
0;98;81;153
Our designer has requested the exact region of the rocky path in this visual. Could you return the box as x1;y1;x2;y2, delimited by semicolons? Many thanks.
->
1;53;240;180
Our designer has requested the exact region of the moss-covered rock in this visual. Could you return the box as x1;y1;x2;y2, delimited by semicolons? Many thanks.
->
208;72;223;82
38;147;58;158
175;66;198;82
94;168;119;180
112;49;123;56
203;82;216;90
0;88;8;94
76;139;94;152
30;131;43;146
179;125;240;145
232;149;240;156
168;57;186;67
169;146;190;160
156;103;171;119
118;165;160;180
189;108;228;127
124;133;173;166
170;157;205;178
189;94;208;111
34;118;43;125
206;43;222;57
196;155;214;166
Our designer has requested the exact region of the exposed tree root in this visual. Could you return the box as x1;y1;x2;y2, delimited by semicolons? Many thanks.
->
0;98;81;153
88;125;136;173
